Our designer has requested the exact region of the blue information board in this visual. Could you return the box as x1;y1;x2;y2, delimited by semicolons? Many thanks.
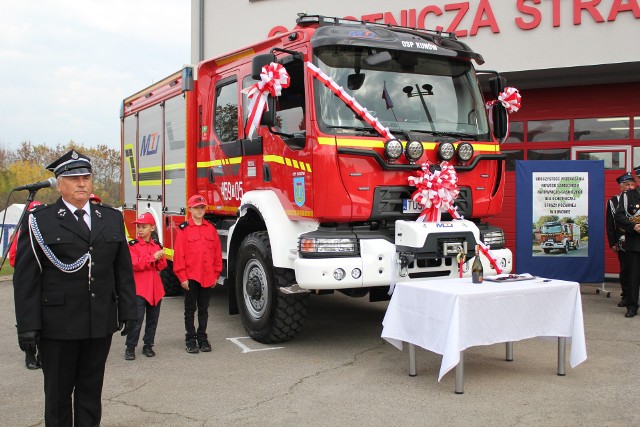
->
515;160;604;283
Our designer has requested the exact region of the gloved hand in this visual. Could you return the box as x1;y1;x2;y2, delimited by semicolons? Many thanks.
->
18;331;39;354
118;321;134;336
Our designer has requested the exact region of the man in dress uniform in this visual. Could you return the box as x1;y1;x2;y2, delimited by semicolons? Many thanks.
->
614;166;640;318
606;172;636;307
13;149;137;426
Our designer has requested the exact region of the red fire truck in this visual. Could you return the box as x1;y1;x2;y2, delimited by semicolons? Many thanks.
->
121;14;512;343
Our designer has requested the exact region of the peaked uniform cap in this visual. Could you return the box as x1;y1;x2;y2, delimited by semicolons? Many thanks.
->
89;193;102;203
188;195;208;207
46;150;92;177
133;212;156;225
617;172;634;184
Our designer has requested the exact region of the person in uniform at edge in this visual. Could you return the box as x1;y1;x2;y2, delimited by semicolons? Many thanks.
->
607;172;636;308
614;166;640;318
12;150;137;426
8;200;43;370
124;212;167;360
173;195;222;354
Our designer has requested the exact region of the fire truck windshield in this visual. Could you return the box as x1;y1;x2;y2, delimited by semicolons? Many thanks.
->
313;46;490;140
541;224;563;233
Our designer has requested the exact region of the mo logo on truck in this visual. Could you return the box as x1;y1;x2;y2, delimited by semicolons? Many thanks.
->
140;133;160;156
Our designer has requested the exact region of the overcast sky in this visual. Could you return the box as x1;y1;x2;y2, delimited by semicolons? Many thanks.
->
0;0;190;152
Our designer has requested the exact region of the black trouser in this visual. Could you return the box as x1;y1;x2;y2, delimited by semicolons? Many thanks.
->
126;295;162;348
184;280;212;342
40;335;112;427
618;250;630;301
624;250;640;310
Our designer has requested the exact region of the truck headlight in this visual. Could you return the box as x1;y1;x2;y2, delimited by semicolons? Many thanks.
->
384;139;403;162
405;140;424;163
437;142;455;161
299;237;359;257
457;142;474;162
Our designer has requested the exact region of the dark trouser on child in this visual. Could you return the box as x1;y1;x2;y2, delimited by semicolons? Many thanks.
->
125;296;161;360
184;279;212;353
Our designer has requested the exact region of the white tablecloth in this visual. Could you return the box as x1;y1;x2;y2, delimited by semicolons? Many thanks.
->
381;278;587;381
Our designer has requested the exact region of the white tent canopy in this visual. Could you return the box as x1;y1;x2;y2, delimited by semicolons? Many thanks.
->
1;203;26;257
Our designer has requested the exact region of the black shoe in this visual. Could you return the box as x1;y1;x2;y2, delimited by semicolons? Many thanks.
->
618;300;626;308
125;347;136;360
624;309;637;318
199;339;212;352
142;345;155;357
186;341;199;354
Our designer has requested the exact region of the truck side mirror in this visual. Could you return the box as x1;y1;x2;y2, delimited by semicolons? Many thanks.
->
489;75;506;99
492;104;508;142
262;97;276;127
488;75;508;142
252;53;277;80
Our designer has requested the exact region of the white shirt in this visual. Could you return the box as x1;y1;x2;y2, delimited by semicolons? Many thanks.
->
62;199;92;230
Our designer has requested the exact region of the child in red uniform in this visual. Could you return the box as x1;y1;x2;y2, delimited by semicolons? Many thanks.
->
124;212;167;360
173;195;222;353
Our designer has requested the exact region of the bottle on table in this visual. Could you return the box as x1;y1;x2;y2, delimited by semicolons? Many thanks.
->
471;245;483;284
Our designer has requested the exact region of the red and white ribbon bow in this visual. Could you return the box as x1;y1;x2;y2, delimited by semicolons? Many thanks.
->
408;161;459;223
486;86;522;114
243;62;290;139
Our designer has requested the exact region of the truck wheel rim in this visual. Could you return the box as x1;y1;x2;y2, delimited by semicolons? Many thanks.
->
243;259;268;318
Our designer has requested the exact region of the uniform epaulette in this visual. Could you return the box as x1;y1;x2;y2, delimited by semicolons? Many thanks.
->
128;239;138;246
179;221;189;230
153;239;163;248
29;204;50;212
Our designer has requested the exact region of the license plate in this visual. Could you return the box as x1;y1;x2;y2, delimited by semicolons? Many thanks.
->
402;199;423;214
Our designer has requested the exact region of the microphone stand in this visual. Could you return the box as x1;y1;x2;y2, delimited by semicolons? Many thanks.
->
0;190;38;270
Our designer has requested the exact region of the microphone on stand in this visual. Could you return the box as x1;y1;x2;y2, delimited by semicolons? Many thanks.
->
14;177;57;191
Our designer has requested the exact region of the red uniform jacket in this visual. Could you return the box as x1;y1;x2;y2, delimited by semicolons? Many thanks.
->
8;230;19;267
173;218;222;288
129;238;167;306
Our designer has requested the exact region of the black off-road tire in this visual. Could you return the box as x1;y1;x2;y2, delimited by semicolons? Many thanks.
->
160;261;183;297
236;231;308;343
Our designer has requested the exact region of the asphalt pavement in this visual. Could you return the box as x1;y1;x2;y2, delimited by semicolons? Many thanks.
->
1;276;639;426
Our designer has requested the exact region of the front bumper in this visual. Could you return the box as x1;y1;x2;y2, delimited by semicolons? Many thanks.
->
293;220;512;290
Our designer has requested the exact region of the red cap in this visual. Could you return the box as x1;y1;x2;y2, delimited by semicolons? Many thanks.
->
28;201;43;209
89;193;102;203
188;195;207;208
132;212;156;225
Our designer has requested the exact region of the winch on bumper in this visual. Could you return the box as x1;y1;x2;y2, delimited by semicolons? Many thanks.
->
293;220;512;290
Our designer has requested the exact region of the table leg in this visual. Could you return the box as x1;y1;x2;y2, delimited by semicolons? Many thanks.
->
408;343;417;377
506;341;513;361
455;351;464;394
557;337;566;376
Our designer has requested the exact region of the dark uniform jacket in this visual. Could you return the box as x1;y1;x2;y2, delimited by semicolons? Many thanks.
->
13;198;136;339
606;194;623;249
615;188;640;252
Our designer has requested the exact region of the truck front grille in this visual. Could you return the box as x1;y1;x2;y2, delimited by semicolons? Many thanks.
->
371;186;472;221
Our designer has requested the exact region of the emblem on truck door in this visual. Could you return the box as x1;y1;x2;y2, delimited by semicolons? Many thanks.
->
294;177;305;207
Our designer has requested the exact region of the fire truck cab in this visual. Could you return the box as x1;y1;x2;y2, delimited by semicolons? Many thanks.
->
121;14;513;343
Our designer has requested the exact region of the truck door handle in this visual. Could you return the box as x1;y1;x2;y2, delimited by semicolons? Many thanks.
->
263;164;272;182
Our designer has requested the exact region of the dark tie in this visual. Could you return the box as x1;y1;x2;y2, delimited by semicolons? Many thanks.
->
74;209;91;238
